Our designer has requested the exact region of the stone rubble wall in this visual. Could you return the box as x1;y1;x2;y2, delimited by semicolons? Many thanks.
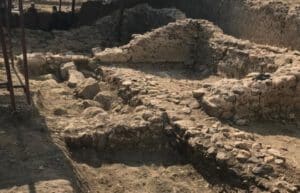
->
196;62;300;123
20;18;300;122
193;26;300;122
94;18;294;77
16;53;90;77
209;37;289;79
94;19;205;64
35;57;299;192
94;18;300;122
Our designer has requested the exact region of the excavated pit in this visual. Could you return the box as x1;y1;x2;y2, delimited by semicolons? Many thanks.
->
65;118;244;193
1;1;300;193
10;12;299;192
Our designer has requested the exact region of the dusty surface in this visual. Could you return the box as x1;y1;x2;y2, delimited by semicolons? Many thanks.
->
1;1;300;193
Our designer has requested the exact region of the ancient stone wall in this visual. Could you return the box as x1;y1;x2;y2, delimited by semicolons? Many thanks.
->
19;18;300;122
94;19;203;65
94;18;300;122
195;66;300;123
203;34;288;79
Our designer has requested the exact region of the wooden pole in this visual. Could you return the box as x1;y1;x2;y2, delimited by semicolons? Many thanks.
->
71;0;75;15
18;0;31;105
59;0;62;12
0;25;16;111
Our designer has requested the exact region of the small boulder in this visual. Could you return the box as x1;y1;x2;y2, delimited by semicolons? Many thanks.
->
94;47;130;63
252;142;262;150
18;53;47;76
53;108;67;116
82;107;107;118
274;158;285;165
264;155;275;163
267;149;285;159
92;47;103;56
216;152;229;161
234;141;251;151
76;78;100;99
67;70;85;88
235;119;248;126
192;88;206;99
80;100;102;109
94;91;114;110
236;150;251;162
252;164;274;176
37;74;57;81
60;62;76;80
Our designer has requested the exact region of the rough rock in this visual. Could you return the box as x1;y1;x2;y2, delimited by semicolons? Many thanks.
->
75;78;100;99
17;53;47;76
216;152;230;161
60;62;76;80
252;164;274;176
236;150;251;162
95;19;216;65
82;107;108;118
67;70;85;88
94;91;115;110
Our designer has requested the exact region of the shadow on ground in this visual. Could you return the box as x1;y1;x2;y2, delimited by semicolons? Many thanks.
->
228;120;300;139
0;95;80;193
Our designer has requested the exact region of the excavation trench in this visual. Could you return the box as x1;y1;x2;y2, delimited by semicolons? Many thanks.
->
5;1;300;192
64;120;246;193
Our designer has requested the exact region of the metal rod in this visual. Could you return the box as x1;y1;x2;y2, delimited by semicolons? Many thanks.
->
71;0;75;19
4;0;16;69
59;0;62;12
0;25;16;110
18;0;31;105
0;82;8;87
6;0;24;88
0;84;25;89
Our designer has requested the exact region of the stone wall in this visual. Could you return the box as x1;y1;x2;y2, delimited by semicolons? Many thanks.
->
94;19;205;65
94;18;300;122
195;66;300;123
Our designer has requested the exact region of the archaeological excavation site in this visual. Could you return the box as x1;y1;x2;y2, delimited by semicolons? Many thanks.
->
1;0;300;192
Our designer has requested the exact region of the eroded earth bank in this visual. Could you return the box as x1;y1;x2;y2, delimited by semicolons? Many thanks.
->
1;1;300;193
